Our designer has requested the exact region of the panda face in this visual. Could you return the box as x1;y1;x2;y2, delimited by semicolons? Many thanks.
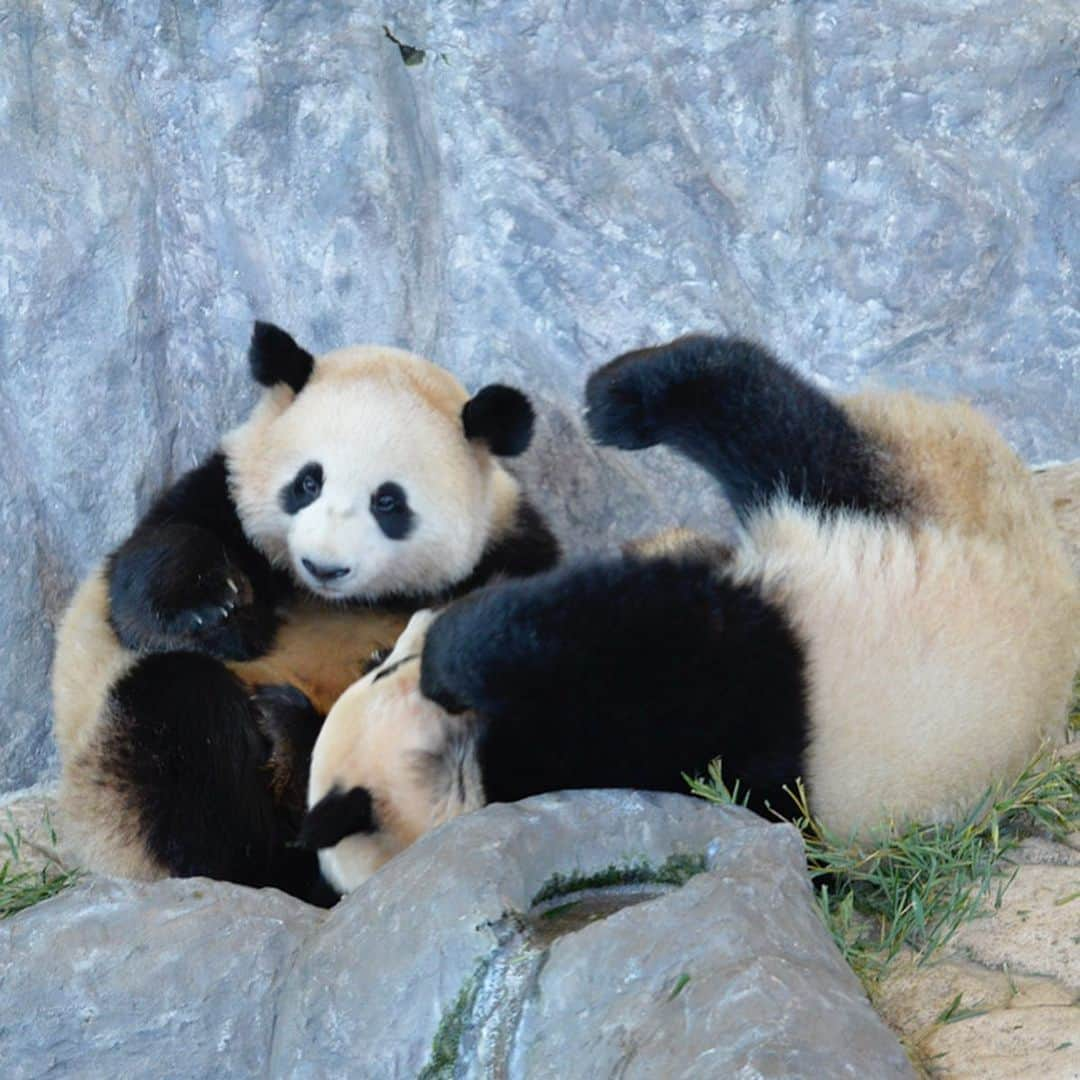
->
301;609;481;893
224;346;518;602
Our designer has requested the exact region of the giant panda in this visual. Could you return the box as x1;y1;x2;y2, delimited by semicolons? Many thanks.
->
52;322;559;905
299;334;1080;894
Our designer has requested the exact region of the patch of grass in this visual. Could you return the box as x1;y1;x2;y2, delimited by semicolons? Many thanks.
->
530;852;707;906
935;992;989;1025
689;749;1080;984
1;819;79;920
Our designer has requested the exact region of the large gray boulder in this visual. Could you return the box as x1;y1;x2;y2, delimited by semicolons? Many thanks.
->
2;1;1076;791
0;791;913;1077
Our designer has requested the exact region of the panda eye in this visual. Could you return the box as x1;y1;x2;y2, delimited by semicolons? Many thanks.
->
370;482;415;540
280;462;323;514
372;490;401;515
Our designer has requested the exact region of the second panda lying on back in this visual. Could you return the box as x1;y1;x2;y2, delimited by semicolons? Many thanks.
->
301;335;1080;893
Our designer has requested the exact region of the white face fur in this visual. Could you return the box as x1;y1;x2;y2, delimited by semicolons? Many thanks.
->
223;345;518;602
304;609;484;894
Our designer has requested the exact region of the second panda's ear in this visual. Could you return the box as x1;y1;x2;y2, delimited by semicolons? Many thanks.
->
462;385;535;457
249;321;315;394
296;786;377;851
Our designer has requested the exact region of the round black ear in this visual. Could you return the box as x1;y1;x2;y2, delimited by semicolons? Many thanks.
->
248;321;315;394
462;385;535;456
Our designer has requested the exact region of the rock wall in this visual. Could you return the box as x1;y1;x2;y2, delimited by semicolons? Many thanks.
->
2;0;1077;792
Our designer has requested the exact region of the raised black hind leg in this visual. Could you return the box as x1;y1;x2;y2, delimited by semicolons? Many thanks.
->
420;555;809;815
585;335;901;520
103;652;335;906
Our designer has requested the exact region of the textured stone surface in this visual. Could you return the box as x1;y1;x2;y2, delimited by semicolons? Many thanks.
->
509;821;913;1078
877;955;1080;1080
873;745;1080;1079
2;0;1078;794
947;864;1080;992
0;792;912;1077
0;876;325;1079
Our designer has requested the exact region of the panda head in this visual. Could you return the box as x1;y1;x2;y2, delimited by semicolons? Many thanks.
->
298;609;481;894
222;322;535;602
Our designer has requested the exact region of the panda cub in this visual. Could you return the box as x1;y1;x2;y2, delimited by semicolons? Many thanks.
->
52;322;558;905
301;334;1079;893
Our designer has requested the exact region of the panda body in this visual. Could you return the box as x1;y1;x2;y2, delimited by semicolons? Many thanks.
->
301;336;1079;894
52;324;557;904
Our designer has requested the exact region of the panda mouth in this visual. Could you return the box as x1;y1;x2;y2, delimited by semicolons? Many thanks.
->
295;562;359;598
304;578;360;600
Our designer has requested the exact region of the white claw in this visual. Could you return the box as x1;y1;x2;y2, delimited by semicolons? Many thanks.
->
192;614;204;628
218;606;231;621
226;577;239;595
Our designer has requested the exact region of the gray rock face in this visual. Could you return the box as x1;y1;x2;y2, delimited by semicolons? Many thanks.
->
0;791;912;1078
0;876;325;1080
2;1;1076;791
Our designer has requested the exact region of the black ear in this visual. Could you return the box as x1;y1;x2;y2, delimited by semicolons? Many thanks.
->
296;786;377;851
462;385;534;456
249;321;315;394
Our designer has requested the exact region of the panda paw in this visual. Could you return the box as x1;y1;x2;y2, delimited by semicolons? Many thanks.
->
584;334;717;450
110;524;277;659
160;581;243;637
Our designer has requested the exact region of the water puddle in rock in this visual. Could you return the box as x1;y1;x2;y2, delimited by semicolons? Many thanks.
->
526;883;674;947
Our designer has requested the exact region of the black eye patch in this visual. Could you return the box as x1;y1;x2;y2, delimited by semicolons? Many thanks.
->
370;481;414;540
280;462;323;515
371;653;419;684
361;646;393;676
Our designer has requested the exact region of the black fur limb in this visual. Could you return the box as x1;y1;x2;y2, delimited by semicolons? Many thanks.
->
585;335;902;520
104;653;335;906
421;554;810;817
106;454;286;659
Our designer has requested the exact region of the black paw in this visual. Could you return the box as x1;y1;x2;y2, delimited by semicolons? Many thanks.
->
584;334;716;450
109;525;275;660
159;562;273;660
159;570;248;637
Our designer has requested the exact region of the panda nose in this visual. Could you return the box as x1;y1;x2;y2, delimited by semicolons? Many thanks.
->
302;558;351;583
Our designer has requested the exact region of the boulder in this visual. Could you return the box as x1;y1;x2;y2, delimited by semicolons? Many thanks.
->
0;791;913;1077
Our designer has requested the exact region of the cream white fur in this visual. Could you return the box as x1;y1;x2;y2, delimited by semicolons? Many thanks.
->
308;610;484;893
52;567;162;878
731;391;1079;838
223;345;522;601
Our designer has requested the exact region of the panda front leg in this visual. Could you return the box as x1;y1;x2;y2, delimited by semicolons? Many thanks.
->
103;651;335;906
108;523;279;659
420;555;807;812
106;456;282;660
584;335;897;520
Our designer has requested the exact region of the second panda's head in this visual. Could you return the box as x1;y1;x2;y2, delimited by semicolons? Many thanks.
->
222;322;535;601
298;609;483;894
